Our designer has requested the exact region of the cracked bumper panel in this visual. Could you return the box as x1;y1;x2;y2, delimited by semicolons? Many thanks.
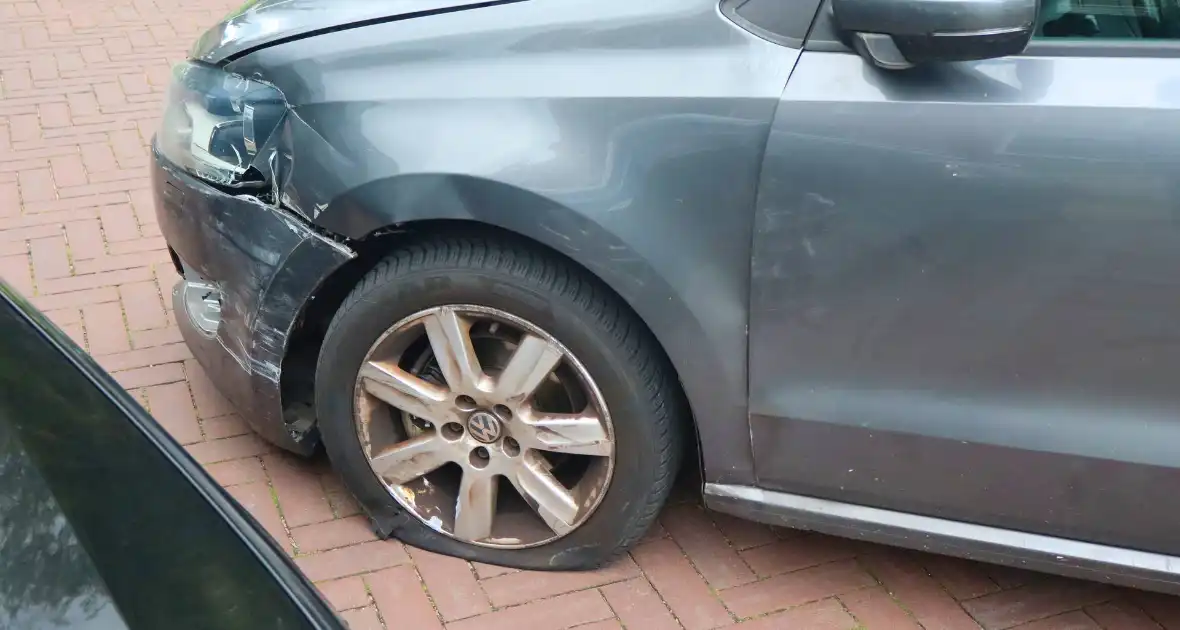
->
151;144;354;454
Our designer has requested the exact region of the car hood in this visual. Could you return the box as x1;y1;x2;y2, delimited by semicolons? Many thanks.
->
192;0;521;64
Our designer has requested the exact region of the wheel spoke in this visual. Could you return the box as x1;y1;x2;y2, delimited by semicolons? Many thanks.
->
519;408;611;456
356;304;616;548
370;434;452;485
511;452;578;535
454;472;498;541
359;360;449;422
423;308;486;393
494;334;564;401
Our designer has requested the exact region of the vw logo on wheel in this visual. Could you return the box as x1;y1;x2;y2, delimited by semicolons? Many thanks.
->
467;411;502;444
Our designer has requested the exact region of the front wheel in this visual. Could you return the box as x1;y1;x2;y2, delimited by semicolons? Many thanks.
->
314;235;686;570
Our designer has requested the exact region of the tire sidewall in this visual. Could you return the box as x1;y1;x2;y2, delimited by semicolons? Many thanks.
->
316;262;665;569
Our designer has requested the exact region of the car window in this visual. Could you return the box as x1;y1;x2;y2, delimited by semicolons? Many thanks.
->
1037;0;1180;38
0;415;131;630
0;287;338;630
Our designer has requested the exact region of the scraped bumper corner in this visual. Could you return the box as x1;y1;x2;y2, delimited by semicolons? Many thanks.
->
152;142;354;454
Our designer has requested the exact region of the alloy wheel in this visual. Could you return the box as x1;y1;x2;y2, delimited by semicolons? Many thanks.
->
353;305;615;548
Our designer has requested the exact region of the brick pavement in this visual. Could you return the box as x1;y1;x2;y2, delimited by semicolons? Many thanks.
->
4;1;1180;628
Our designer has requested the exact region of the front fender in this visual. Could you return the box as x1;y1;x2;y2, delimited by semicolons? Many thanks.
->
224;0;801;484
334;172;759;486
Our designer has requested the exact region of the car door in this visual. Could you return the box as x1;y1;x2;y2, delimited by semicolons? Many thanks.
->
748;0;1180;555
0;283;344;630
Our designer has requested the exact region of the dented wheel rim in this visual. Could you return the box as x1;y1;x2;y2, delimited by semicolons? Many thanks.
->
353;304;615;549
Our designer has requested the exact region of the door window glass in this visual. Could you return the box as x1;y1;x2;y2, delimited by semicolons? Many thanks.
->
1037;0;1180;38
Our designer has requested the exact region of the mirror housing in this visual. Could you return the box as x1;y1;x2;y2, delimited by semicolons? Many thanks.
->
831;0;1038;70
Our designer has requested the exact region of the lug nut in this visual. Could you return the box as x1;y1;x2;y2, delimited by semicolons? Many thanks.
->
503;437;521;457
469;446;490;469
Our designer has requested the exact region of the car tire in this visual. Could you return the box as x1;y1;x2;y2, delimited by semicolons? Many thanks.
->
314;233;686;570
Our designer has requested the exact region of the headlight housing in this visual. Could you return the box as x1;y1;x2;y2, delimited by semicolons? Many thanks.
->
157;61;287;188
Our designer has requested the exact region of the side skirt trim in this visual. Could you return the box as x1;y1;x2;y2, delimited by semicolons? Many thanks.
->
704;482;1180;594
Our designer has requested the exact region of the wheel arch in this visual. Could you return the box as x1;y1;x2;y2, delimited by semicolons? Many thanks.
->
282;174;755;486
285;216;707;469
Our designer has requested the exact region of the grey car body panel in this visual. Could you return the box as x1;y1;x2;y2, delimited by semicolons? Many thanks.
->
222;0;807;485
191;0;527;64
153;151;354;454
750;49;1180;556
720;0;824;47
164;0;1180;591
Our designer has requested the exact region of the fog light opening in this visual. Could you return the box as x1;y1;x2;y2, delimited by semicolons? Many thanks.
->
179;279;222;336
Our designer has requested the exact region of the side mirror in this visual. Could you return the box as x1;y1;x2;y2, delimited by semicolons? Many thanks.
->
831;0;1038;70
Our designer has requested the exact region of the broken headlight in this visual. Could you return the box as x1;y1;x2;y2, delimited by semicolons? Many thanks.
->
157;61;286;187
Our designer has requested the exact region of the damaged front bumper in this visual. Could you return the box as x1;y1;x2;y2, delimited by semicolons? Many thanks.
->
152;143;355;454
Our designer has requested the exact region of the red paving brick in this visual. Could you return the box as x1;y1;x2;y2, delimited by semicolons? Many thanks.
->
404;546;491;621
296;540;410;582
739;532;858;578
718;558;876;619
317;576;370;612
962;579;1114;629
445;589;613;630
264;452;337;527
708;511;777;552
840;586;924;629
631;538;734;630
569;621;623;630
199;412;250;440
600;577;681;630
659;502;756;589
293;515;379;554
365;566;443;630
1014;611;1103;630
1086;600;1170;630
478;554;639;608
339;607;383;630
204;456;265;487
738;598;860;630
3;0;1179;628
185;433;273;464
111;361;185;388
226;480;289;552
144;380;202;444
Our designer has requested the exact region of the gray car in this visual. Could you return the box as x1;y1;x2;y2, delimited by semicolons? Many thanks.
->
152;0;1180;592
